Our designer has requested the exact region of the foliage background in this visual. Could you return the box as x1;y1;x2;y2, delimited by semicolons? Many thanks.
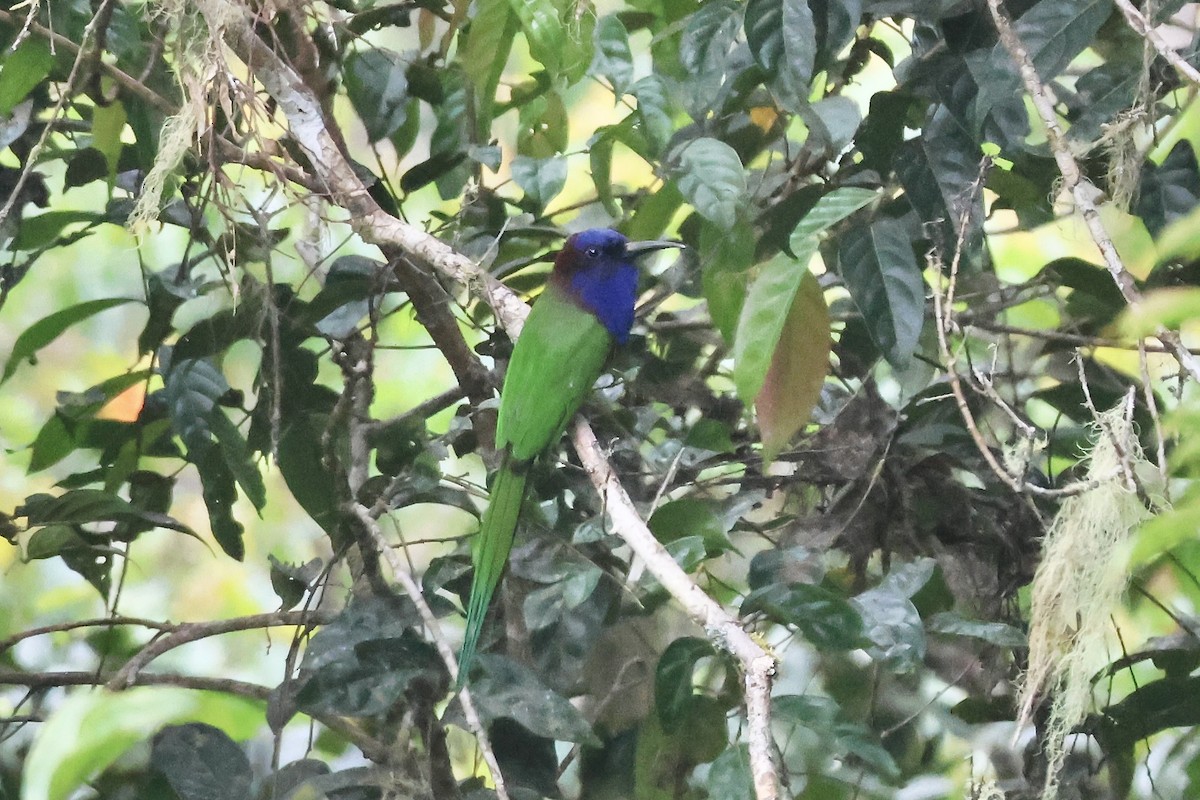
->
1;1;1200;799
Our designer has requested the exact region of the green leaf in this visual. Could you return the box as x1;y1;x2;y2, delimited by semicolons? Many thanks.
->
12;211;108;250
733;252;816;404
854;581;925;673
29;413;75;473
0;37;54;115
510;0;565;76
472;655;600;745
674;138;746;230
91;101;127;176
700;220;755;342
754;270;830;461
151;723;253;800
838;217;924;368
707;745;754;800
680;1;741;77
208;409;266;512
895;106;985;271
517;90;569;158
655;637;717;732
511;155;568;210
648;498;735;556
631;75;673;155
2;297;137;384
278;412;341;539
786;185;877;246
1137;141;1200;237
298;630;444;717
927;611;1027;647
20;489;193;534
592;15;634;96
22;688;202;800
461;0;517;132
65;148;109;189
345;48;410;142
741;582;864;649
745;0;816;109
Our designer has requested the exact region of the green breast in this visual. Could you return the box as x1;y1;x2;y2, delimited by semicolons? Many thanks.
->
495;285;613;462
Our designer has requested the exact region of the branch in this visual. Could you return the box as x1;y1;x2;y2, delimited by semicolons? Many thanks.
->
986;0;1200;384
106;610;332;691
216;12;779;799
571;419;779;800
1113;0;1200;87
0;668;391;761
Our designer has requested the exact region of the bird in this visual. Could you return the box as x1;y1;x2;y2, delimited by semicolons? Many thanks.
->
458;227;681;685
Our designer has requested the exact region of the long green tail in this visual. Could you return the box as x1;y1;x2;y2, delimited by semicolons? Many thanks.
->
458;456;527;685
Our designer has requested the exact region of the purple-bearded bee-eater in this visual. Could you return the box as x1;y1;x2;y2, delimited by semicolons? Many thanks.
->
459;228;681;684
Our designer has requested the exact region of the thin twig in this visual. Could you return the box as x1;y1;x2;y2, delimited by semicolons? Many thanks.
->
106;610;332;690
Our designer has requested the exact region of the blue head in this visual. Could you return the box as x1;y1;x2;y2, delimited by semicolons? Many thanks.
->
552;228;679;345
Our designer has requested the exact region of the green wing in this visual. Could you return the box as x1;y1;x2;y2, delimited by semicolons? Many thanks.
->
459;284;612;684
495;285;613;459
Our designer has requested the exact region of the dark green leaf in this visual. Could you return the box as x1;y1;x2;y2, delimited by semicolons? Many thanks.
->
399;150;467;194
593;15;634;96
977;0;1112;119
20;488;193;534
195;446;245;560
12;211;108;250
838;217;924;368
301;596;420;672
631;75;674;155
2;298;137;384
208;409;266;512
708;745;754;800
674;138;745;230
680;1;741;77
151;723;252;800
1067;61;1142;145
511;155;567;210
927;612;1026;647
1138;142;1200;237
471;655;600;745
655;637;717;732
854;580;925;673
278;412;341;539
65;148;110;188
268;555;322;610
345;48;409;142
745;0;816;108
895;105;985;271
742;582;864;649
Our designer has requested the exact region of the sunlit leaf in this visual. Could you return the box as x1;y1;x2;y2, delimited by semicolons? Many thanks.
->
2;298;136;384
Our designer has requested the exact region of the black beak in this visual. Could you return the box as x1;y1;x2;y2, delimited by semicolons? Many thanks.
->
626;239;685;258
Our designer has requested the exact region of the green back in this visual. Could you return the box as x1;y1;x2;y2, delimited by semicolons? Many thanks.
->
496;284;613;461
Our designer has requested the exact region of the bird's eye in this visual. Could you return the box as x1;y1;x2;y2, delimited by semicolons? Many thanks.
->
586;247;600;258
